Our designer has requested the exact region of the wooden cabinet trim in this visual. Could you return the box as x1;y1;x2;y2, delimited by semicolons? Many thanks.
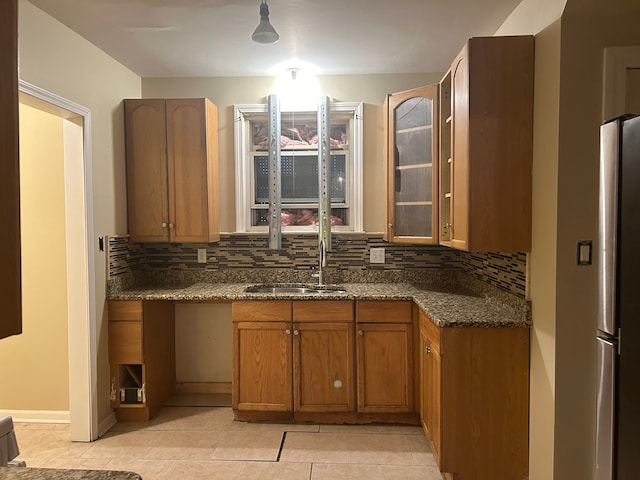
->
419;310;441;355
0;0;21;340
108;300;143;322
232;300;292;321
356;300;412;323
108;322;143;364
293;301;353;322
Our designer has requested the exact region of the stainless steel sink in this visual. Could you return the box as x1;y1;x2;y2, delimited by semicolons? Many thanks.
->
244;284;347;294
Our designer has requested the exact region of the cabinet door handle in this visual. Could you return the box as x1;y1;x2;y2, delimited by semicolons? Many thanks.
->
358;330;364;336
293;330;299;336
387;223;393;229
285;329;291;335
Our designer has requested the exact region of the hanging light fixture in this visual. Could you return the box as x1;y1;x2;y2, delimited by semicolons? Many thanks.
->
251;0;279;44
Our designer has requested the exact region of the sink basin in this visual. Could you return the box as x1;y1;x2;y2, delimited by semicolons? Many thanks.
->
244;284;347;294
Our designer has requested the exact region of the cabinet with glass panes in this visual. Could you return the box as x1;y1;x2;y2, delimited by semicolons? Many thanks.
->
235;103;362;233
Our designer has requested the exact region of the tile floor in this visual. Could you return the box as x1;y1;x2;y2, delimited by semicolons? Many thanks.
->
13;406;444;480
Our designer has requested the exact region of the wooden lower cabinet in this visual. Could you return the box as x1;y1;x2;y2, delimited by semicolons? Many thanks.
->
108;300;175;422
419;310;529;480
355;301;414;414
233;320;293;414
294;321;355;413
420;313;442;461
232;300;356;422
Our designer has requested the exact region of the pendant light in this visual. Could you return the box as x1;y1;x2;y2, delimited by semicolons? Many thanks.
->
251;0;279;44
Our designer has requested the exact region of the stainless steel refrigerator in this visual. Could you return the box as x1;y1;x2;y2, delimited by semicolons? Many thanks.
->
596;113;640;480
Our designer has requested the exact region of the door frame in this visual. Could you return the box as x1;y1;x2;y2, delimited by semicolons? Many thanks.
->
602;46;640;121
18;79;97;442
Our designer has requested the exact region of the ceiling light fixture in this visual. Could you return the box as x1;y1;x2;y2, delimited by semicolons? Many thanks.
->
251;0;279;44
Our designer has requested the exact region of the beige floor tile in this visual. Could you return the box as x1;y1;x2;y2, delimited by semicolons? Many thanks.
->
227;421;319;433
311;463;444;480
239;461;312;480
14;407;444;480
145;430;224;459
279;432;351;463
281;432;435;466
163;459;244;480
145;406;235;431
102;458;178;480
15;429;93;459
378;464;444;480
211;430;284;461
311;463;382;480
17;457;113;470
318;424;423;435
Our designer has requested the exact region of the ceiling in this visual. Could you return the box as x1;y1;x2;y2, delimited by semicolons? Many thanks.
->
27;0;523;78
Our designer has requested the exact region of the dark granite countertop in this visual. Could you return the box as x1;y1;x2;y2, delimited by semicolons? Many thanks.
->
0;467;141;480
108;282;530;328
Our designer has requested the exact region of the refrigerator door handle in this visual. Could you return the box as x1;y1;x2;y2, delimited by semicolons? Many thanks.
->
596;335;617;480
598;120;620;336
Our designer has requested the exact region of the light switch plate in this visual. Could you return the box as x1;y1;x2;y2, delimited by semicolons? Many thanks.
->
197;248;207;263
370;247;385;264
577;240;592;265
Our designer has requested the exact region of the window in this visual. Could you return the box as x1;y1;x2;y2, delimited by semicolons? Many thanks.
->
234;102;363;233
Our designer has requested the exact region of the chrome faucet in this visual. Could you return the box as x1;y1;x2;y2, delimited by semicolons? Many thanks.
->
312;238;327;286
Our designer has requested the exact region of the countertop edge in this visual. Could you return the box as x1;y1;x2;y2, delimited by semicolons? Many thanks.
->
108;283;531;328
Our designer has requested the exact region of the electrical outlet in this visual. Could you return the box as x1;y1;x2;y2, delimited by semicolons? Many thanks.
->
370;247;385;264
197;248;207;263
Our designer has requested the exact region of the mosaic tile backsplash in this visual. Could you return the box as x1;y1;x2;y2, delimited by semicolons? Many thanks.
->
107;234;528;299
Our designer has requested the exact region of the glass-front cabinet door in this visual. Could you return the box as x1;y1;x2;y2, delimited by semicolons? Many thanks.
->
384;85;439;244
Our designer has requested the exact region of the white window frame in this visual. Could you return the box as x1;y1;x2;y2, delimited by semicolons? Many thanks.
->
234;101;363;234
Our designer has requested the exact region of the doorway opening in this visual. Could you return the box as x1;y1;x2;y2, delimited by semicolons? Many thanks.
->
17;81;96;442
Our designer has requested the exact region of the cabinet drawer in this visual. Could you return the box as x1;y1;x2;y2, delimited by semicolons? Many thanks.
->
109;300;143;322
293;301;353;322
109;322;143;364
232;301;292;321
419;311;441;355
356;300;412;324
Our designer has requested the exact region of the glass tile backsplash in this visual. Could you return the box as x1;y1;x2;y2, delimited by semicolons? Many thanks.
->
107;234;527;299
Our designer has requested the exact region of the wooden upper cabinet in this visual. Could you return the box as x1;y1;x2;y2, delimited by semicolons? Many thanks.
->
384;85;439;244
124;98;220;243
0;0;21;340
441;35;534;253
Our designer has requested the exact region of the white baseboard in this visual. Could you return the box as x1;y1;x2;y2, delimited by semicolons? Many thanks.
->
0;409;70;423
97;412;117;439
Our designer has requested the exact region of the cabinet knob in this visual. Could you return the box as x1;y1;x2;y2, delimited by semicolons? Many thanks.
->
358;330;363;336
162;222;168;228
293;330;299;336
168;223;175;229
425;346;431;354
387;223;393;229
285;329;291;335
